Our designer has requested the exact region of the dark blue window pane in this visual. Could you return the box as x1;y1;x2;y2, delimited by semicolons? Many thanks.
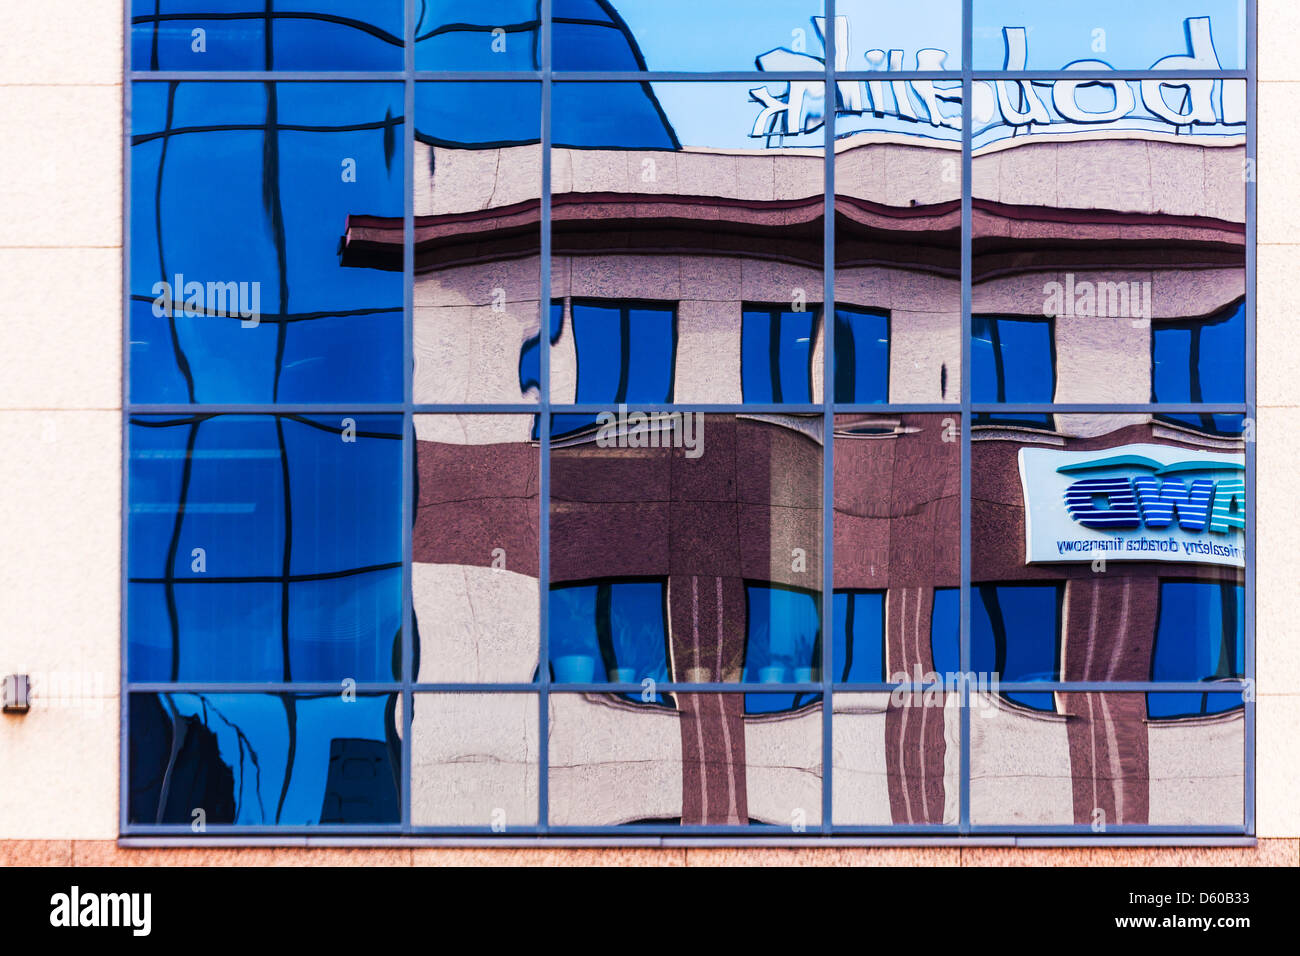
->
973;584;1060;710
833;590;884;683
1153;301;1245;404
416;1;541;70
553;83;680;149
130;82;404;403
742;308;817;403
553;22;644;70
929;587;961;677
1148;580;1245;719
128;415;403;681
745;692;822;715
833;308;890;404
415;82;541;147
572;301;676;404
129;693;400;825
550;581;670;687
743;585;821;683
972;315;1054;404
132;1;404;71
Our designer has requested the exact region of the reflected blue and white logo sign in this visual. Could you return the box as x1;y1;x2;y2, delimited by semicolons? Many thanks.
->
750;16;1244;147
1019;443;1246;568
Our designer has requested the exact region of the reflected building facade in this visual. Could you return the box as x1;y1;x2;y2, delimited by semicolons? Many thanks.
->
124;1;1251;836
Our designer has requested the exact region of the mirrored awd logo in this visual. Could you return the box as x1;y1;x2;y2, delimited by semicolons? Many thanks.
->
1059;454;1245;535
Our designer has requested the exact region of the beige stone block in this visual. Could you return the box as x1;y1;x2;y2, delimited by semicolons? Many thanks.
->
889;311;960;403
0;1;122;86
0;248;121;409
1257;408;1300;695
744;706;823;827
0;700;118;839
1053;312;1151;404
412;564;538;684
0;85;121;248
1257;246;1300;409
675;299;741;403
1257;695;1300;838
547;694;683;826
1260;0;1300;82
0;411;119;683
1258;83;1300;245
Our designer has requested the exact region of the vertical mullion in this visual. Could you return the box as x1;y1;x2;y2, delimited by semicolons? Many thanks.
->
401;0;416;834
1243;0;1257;837
820;0;836;835
539;0;553;833
120;0;134;839
959;0;973;835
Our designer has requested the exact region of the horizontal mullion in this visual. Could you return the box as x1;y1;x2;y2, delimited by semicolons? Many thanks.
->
834;681;1247;693
130;71;410;82
127;683;405;694
553;403;822;414
972;404;1247;414
128;71;1249;83
128;404;408;415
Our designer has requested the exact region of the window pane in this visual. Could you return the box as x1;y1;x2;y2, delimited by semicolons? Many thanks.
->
974;415;1247;693
833;414;961;685
971;691;1244;827
129;693;401;826
973;1;1246;71
551;414;822;683
132;1;405;71
414;82;542;403
833;308;890;404
555;0;825;72
131;83;404;403
833;591;885;683
741;308;819;404
833;691;959;826
413;415;539;683
972;584;1060;710
416;1;540;70
742;584;821;683
552;82;824;403
410;694;539;827
548;692;821;826
1152;301;1246;404
128;415;403;682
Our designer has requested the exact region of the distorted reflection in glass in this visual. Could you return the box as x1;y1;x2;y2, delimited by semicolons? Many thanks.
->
548;692;821;826
129;693;401;825
408;83;542;403
554;1;823;72
972;83;1245;417
128;414;403;682
410;693;539;826
131;82;405;403
973;1;1245;71
832;691;959;826
835;91;961;405
550;413;822;687
551;82;824;404
832;414;961;689
971;691;1244;827
971;414;1246;697
412;415;539;683
416;1;540;70
132;0;405;70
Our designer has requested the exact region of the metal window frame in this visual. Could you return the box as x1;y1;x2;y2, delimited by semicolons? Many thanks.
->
120;0;1257;844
